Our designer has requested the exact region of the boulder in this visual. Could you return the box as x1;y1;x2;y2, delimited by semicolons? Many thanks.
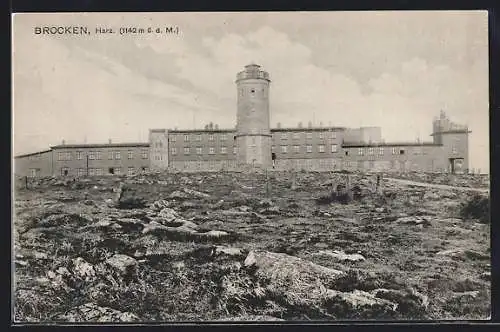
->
183;188;210;198
72;257;96;281
313;250;366;262
214;246;244;257
105;254;138;277
243;250;345;306
158;208;178;221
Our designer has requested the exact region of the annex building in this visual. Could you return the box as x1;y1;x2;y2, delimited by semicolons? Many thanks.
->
14;64;471;178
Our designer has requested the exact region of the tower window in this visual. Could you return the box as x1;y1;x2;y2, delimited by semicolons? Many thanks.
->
250;89;255;93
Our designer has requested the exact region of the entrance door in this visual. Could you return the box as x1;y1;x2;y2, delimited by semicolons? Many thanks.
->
109;168;115;175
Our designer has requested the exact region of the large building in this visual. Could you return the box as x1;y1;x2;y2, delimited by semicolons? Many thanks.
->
14;64;471;177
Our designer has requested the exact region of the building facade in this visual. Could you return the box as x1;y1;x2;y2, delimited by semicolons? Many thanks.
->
14;65;471;177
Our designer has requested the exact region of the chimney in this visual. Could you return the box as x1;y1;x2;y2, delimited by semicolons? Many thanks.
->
108;139;112;144
62;139;65;145
215;124;219;130
209;122;214;130
319;121;323;127
204;124;209;130
298;122;303;128
308;121;312;128
277;122;281;129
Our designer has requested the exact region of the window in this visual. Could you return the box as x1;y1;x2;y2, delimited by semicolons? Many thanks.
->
221;146;227;154
77;168;85;176
345;151;349;156
76;151;83;160
171;147;177;155
221;134;227;141
331;144;338;153
142;167;149;173
271;145;275;152
399;149;405;155
196;134;202;141
368;147;374;155
88;168;94;176
358;148;364;156
293;132;300;139
392;147;397;155
171;135;176;142
319;132;324;139
281;145;288;153
115;167;121;175
184;147;190;155
306;132;313;139
293;145;300;153
128;150;133;159
88;151;95;160
128;167;134;176
208;134;214;141
141;149;148;159
95;168;102;176
281;133;288;140
29;169;38;177
233;146;237;154
95;151;101;160
196;147;202;155
209;147;215;154
318;145;325;153
330;132;337;139
379;147;384;155
250;88;255;95
306;145;312;153
58;152;71;161
108;151;114;160
184;135;190;142
115;151;121;159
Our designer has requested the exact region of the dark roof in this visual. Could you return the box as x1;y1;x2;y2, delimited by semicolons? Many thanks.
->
14;149;52;159
430;129;471;136
271;127;347;132
50;142;149;149
342;142;443;148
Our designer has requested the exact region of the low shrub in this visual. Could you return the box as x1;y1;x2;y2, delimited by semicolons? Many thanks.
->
459;194;489;224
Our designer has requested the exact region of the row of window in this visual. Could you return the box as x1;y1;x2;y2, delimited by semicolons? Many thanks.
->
172;134;228;143
348;146;460;156
60;166;148;176
272;144;339;154
348;147;423;156
169;131;338;143
172;146;236;155
57;149;149;161
276;132;337;140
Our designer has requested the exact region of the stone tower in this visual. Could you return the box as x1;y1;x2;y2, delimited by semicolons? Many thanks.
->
235;64;272;168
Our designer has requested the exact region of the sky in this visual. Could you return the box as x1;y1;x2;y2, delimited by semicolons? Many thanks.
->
12;11;489;172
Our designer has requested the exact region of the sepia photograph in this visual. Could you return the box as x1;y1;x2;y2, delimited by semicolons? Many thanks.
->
12;11;490;322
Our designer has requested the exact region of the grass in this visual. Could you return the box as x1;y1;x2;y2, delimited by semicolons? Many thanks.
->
12;171;491;322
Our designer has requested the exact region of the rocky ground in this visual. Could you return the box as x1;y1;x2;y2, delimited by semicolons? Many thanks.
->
13;171;490;322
